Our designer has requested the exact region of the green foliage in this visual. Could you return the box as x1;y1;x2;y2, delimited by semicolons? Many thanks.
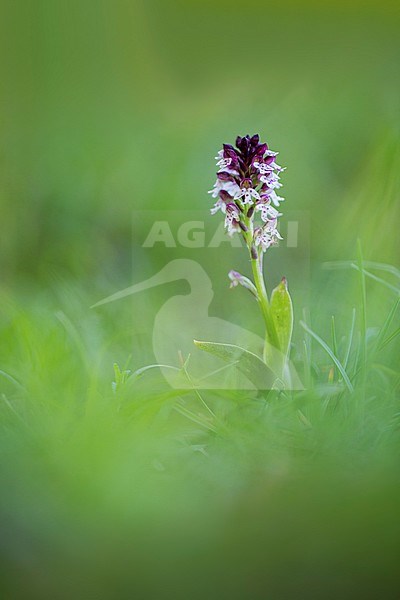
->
112;362;132;393
193;340;276;388
270;277;293;359
0;262;399;597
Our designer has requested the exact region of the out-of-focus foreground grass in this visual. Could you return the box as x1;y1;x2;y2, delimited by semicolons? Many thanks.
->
0;1;399;598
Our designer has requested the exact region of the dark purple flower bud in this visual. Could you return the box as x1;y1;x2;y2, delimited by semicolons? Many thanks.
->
219;190;233;202
226;202;239;215
222;145;239;170
247;205;254;218
250;134;260;147
228;270;258;296
254;143;268;158
242;136;250;151
223;144;237;158
237;157;246;172
236;135;250;154
217;171;233;181
239;221;248;232
251;245;258;260
228;270;242;288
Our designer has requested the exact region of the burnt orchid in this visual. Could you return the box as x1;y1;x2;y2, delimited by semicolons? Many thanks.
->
207;134;294;376
208;134;285;252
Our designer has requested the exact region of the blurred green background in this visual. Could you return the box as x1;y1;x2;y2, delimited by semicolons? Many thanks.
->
0;1;399;598
1;0;399;287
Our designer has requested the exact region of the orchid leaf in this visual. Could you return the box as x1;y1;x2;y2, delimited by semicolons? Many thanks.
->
193;340;277;389
270;277;293;359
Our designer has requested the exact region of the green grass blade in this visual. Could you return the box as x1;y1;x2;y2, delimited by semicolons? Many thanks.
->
331;315;338;358
343;308;356;371
323;260;400;280
300;321;354;393
351;265;399;295
357;240;367;390
375;297;400;351
379;326;400;350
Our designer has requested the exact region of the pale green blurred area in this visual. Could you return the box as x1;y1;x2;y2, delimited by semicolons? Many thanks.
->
0;2;400;598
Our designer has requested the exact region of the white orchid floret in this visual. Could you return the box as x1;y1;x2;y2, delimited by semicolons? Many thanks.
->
218;167;239;178
210;198;226;215
208;179;240;199
234;186;260;206
224;203;241;236
208;181;221;198
255;220;283;252
226;221;240;236
255;201;282;223
224;203;239;223
216;157;232;169
269;190;285;207
260;172;282;189
253;161;274;175
270;161;286;172
215;149;239;171
225;181;241;196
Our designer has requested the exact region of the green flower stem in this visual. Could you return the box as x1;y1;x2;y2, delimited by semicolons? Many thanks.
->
241;210;281;356
250;252;280;353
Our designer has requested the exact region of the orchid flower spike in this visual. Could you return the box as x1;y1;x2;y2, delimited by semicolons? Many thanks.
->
206;134;293;373
208;134;285;253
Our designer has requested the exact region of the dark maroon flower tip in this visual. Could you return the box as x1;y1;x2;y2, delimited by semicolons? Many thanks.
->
236;135;250;153
237;157;246;171
223;143;237;157
250;134;260;147
217;171;233;181
247;205;255;218
219;190;233;202
251;245;258;260
222;145;239;169
254;143;268;158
